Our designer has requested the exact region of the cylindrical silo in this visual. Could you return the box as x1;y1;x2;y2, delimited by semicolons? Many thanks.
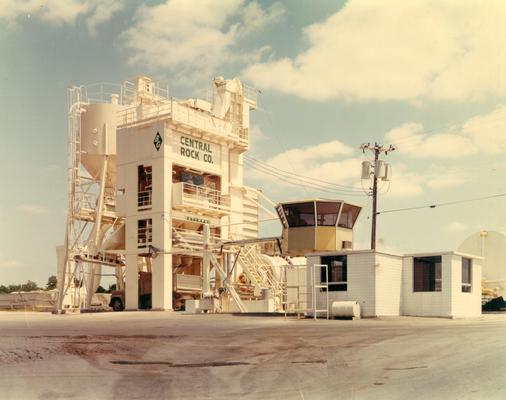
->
80;102;123;187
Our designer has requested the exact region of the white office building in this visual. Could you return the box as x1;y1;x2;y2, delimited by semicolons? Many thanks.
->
307;250;482;318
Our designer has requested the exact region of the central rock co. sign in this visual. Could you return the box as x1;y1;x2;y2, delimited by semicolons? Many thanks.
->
179;135;214;164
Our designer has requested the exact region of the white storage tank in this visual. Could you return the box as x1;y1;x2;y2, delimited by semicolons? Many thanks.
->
80;102;123;186
331;301;361;319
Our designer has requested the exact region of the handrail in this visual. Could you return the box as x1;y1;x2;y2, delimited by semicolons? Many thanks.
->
116;99;247;147
177;182;231;212
173;228;220;242
182;182;226;200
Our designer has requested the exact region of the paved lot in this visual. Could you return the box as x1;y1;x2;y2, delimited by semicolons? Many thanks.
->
0;311;505;399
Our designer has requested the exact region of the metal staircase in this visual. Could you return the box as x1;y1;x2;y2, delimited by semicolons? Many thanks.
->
237;244;284;310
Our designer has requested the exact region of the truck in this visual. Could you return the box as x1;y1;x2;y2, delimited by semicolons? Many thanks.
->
109;271;152;311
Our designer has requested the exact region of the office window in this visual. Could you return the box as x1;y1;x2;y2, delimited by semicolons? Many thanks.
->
282;202;315;227
414;256;442;292
321;255;347;291
462;258;472;293
138;219;152;248
138;165;152;210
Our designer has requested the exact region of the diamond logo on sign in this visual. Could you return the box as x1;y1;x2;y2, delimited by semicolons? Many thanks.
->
153;131;163;151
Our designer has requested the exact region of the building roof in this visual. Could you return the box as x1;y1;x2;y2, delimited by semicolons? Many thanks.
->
278;199;363;208
306;249;483;260
306;249;403;258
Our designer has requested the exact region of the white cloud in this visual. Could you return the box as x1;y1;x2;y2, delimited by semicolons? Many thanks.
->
385;123;476;158
240;1;284;34
462;106;506;154
444;222;470;233
247;140;360;190
86;0;124;36
122;0;284;82
267;139;353;167
248;118;504;199
385;105;506;160
247;139;425;198
16;204;49;216
0;0;123;32
243;0;506;102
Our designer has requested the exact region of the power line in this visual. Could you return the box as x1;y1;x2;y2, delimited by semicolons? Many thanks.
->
377;192;506;215
245;161;363;197
244;159;354;194
256;107;310;196
245;156;364;191
244;158;367;197
245;156;364;193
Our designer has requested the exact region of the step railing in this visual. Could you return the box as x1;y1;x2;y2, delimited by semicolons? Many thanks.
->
237;244;284;310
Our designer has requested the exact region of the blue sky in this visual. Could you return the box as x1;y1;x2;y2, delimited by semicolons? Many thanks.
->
1;0;506;286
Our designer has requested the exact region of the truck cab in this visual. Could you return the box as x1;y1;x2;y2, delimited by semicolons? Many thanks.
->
109;271;152;311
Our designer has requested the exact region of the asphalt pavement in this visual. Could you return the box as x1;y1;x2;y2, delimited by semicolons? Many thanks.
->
0;311;505;399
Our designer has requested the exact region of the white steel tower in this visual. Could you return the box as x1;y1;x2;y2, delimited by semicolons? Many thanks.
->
56;84;130;311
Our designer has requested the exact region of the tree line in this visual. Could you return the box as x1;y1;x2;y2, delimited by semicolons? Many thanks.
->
0;275;117;294
0;276;57;294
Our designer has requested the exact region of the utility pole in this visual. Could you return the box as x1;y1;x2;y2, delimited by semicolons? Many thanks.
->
360;143;396;250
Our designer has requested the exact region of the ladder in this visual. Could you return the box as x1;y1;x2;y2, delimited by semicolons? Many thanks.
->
312;264;329;320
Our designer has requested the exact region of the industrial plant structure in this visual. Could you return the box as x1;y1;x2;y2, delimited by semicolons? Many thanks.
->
56;75;484;319
57;76;315;313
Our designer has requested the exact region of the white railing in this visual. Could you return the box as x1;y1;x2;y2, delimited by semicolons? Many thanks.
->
117;102;172;126
171;101;237;139
242;84;258;104
173;182;230;215
80;82;123;105
122;80;170;104
237;244;284;311
172;227;220;250
116;99;247;148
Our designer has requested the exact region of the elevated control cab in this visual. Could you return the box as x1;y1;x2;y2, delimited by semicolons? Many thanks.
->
276;200;362;256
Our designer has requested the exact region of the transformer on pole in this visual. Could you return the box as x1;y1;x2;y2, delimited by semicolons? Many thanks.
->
360;142;395;250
